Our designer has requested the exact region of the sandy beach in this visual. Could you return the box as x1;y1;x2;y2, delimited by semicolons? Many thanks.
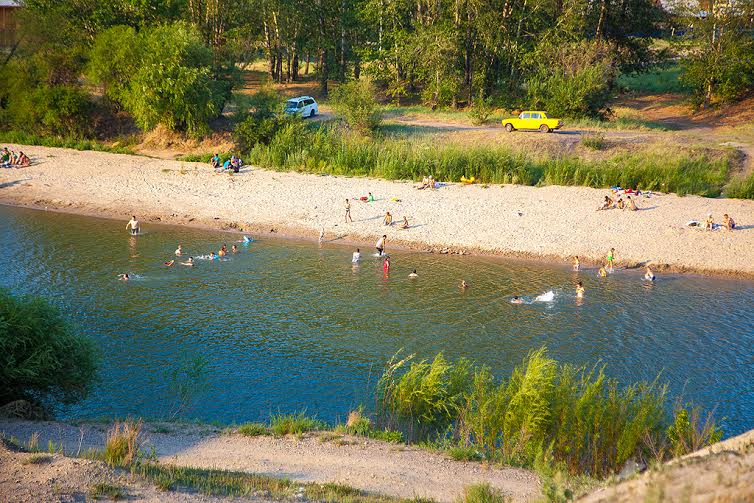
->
1;144;754;276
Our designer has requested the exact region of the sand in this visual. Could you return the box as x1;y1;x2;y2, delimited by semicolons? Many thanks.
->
1;144;754;276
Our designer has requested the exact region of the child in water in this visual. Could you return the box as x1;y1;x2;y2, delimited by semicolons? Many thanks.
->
232;245;238;254
175;244;183;256
598;266;607;277
409;269;418;278
606;248;615;272
118;273;130;281
460;280;469;289
644;266;656;281
576;281;585;298
218;244;227;257
164;260;175;267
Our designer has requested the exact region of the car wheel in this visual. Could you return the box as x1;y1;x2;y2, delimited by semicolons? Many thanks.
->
505;123;514;132
539;124;550;133
310;109;316;118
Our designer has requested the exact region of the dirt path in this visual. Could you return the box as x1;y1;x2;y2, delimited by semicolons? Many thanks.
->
0;420;541;502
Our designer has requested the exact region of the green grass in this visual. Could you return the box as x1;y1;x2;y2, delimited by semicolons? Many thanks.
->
0;130;135;154
129;462;420;502
21;453;53;465
725;173;754;199
269;411;325;436
457;483;508;503
581;133;607;150
237;422;270;437
617;65;690;95
247;123;738;198
447;446;484;462
566;116;670;131
89;483;125;500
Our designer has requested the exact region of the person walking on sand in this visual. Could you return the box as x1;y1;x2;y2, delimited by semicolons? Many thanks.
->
175;244;183;256
606;248;615;272
576;281;585;298
126;216;140;235
573;256;580;271
344;199;353;223
376;235;387;256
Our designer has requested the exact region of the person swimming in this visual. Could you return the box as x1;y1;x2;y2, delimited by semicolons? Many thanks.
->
181;257;194;266
352;248;361;263
126;216;139;235
460;280;469;289
573;256;580;271
118;273;130;281
644;266;656;281
164;260;175;267
511;296;524;304
175;244;183;256
232;244;238;254
218;244;227;257
208;252;217;260
409;269;418;278
576;281;585;298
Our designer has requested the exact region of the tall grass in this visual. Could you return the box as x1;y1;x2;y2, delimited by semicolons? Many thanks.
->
104;419;142;466
0;130;135;155
617;65;690;95
725;173;754;199
247;124;738;198
375;348;721;479
269;411;325;435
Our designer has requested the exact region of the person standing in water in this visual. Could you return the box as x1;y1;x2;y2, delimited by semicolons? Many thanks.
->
576;281;585;298
344;199;353;223
460;280;469;289
598;266;607;277
644;266;656;281
573;256;580;271
376;235;386;256
175;244;183;256
383;256;390;274
232;244;238;254
409;269;418;278
606;248;615;272
126;216;139;235
352;248;361;263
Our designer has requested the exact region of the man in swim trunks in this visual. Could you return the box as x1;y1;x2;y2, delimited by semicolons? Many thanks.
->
376;235;386;256
606;248;615;272
126;216;139;235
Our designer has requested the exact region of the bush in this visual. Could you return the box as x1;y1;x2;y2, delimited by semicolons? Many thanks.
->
234;116;292;152
330;80;382;133
104;420;142;466
269;411;324;436
469;95;495;125
0;289;98;412
458;483;507;503
237;423;269;437
581;134;607;151
725;174;754;199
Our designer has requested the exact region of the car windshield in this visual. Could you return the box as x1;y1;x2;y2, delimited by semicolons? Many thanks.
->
285;100;299;109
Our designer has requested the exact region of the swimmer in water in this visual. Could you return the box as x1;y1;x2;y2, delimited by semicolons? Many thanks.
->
126;216;139;235
218;244;227;257
409;269;418;278
511;296;524;304
181;257;194;266
164;260;175;267
232;244;238;254
460;280;469;289
576;281;585;298
118;273;130;281
209;252;216;260
383;256;390;274
573;256;580;271
644;266;656;281
352;248;361;263
175;244;183;256
598;266;607;277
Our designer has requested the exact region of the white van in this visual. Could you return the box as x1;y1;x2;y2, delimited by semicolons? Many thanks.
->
284;96;318;118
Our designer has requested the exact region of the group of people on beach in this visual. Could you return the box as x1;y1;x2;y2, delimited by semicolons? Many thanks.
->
1;147;30;168
344;196;410;229
210;153;244;174
705;213;736;231
598;193;639;211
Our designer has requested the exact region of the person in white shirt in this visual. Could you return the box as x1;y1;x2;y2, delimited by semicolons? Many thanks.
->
352;248;361;263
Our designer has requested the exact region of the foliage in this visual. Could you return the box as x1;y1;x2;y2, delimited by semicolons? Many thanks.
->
725;174;754;200
581;134;607;151
246;124;737;198
0;289;98;412
618;65;690;94
375;348;721;479
86;26;142;104
237;423;269;437
104;419;142;466
469;95;495;125
269;411;325;436
457;483;508;503
336;409;405;443
330;80;383;133
666;406;723;457
0;131;134;154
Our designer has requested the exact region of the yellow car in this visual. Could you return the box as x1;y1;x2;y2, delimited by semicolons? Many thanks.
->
502;111;562;133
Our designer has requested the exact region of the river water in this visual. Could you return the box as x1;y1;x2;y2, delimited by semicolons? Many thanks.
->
2;205;753;435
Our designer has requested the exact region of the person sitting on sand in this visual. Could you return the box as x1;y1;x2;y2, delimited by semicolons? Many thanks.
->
576;281;585;298
573;256;580;271
232;244;238;254
401;216;409;229
409;269;418;278
352;248;361;263
181;257;194;266
723;213;736;231
376;235;386;256
175;244;183;256
384;211;393;226
126;216;140;235
627;196;637;211
460;280;469;289
511;296;524;304
705;213;714;231
0;148;10;168
118;273;130;281
17;151;30;167
367;192;375;202
598;195;614;211
220;159;231;172
598;266;607;277
210;153;220;170
606;248;615;272
420;176;429;189
644;266;656;281
616;197;625;210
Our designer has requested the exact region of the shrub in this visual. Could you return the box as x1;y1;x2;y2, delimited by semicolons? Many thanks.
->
269;411;324;436
725;174;754;200
237;423;269;437
86;26;141;104
469;95;495;125
0;289;98;413
458;483;507;503
104;420;142;466
581;134;606;151
234;116;292;152
666;406;723;457
330;80;383;133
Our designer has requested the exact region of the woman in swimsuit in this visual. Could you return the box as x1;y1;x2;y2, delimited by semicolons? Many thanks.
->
345;199;353;223
627;196;637;211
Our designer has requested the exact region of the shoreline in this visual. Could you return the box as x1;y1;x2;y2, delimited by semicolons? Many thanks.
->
2;144;754;278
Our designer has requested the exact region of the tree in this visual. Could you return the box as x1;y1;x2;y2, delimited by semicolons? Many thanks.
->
331;79;383;132
0;289;98;413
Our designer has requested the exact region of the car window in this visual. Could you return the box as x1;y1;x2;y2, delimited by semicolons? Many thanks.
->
532;113;541;119
305;99;315;106
285;100;297;108
541;112;548;118
297;101;304;108
522;113;531;119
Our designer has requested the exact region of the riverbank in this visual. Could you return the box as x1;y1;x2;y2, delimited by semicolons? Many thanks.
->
2;144;754;277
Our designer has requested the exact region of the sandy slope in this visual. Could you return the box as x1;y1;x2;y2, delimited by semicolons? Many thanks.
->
0;420;540;502
1;144;754;276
